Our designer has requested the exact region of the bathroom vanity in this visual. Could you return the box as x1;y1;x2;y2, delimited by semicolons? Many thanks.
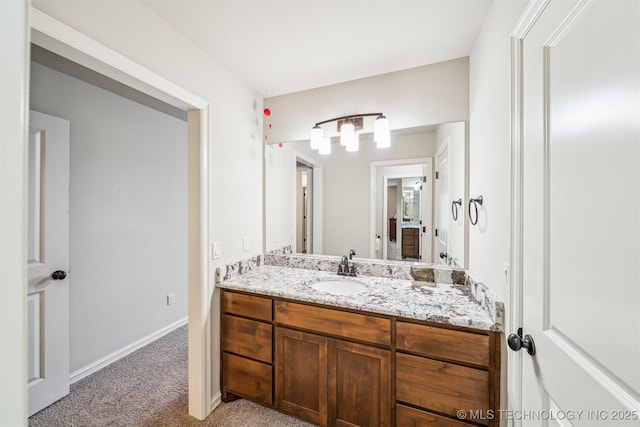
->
218;255;502;427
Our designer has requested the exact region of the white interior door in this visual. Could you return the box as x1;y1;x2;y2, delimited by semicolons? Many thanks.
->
435;145;449;265
420;161;433;264
518;0;640;424
27;110;70;416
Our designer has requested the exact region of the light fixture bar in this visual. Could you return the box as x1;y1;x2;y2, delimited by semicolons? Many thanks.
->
313;112;383;127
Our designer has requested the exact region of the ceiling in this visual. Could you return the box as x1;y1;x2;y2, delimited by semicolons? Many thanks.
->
141;0;492;97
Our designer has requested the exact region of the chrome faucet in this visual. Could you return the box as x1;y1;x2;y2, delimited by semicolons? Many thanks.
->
338;250;357;276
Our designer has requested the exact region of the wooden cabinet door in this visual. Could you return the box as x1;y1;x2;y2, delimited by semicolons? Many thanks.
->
275;327;328;425
328;340;391;427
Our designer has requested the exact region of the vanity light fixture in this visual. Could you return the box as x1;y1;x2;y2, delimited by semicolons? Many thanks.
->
309;113;390;153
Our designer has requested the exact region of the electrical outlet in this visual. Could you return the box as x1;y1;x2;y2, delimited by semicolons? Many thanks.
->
212;241;221;260
242;236;249;252
502;261;510;292
167;293;175;306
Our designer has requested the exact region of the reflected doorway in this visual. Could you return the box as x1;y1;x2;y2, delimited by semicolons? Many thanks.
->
384;176;426;262
296;161;313;254
372;158;433;263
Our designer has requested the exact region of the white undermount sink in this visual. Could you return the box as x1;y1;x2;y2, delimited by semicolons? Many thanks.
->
310;278;368;295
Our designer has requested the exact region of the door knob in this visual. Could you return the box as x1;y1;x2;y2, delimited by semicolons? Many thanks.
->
439;252;448;260
508;327;536;355
51;270;67;280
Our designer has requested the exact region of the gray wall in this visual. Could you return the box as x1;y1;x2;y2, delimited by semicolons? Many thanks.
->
30;61;188;374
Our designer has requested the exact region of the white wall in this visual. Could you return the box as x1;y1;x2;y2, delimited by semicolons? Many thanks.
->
435;121;467;268
264;143;299;252
265;58;469;143
468;0;528;301
30;61;188;374
32;0;263;403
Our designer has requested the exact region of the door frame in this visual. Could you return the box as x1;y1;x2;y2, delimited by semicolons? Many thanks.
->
0;0;30;424
369;158;433;262
434;139;449;266
294;151;323;255
12;7;213;420
508;1;552;423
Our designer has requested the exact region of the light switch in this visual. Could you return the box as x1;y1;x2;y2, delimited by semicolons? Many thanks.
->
167;293;175;306
242;236;249;252
212;241;221;260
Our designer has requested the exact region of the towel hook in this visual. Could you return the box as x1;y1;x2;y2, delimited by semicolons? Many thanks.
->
451;199;462;221
469;195;483;226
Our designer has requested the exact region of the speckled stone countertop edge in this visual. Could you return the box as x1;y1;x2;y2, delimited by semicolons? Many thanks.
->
216;251;504;332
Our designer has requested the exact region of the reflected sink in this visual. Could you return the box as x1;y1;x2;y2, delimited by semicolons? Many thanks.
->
310;279;368;295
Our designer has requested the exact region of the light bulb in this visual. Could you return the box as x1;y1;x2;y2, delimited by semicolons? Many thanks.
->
374;115;390;148
310;125;323;149
340;122;355;146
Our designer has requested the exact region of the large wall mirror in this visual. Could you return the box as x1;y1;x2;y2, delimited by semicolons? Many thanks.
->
264;121;468;268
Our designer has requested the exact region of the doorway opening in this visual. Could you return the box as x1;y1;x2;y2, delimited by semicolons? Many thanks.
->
371;158;433;263
27;44;190;416
296;161;313;254
30;10;212;419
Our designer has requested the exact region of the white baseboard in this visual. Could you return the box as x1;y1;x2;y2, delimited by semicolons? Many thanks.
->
69;317;188;384
210;391;222;413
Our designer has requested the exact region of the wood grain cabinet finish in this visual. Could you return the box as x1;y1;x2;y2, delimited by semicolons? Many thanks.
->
275;300;391;346
396;404;474;427
221;290;500;427
329;339;391;427
222;314;272;363
222;353;272;405
221;291;273;404
401;227;419;258
222;291;272;321
275;327;328;425
275;327;391;427
396;321;490;367
397;353;490;425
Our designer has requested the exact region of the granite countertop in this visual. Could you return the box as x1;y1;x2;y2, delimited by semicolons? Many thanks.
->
218;265;500;332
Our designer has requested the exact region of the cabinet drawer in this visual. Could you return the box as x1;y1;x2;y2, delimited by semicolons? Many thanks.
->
396;322;489;367
223;353;272;405
222;291;272;321
275;301;391;346
396;353;489;424
396;404;474;427
222;314;272;363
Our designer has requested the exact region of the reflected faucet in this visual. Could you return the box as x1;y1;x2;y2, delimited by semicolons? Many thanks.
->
338;250;357;277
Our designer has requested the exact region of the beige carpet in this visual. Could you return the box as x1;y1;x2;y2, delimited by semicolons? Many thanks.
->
29;325;314;426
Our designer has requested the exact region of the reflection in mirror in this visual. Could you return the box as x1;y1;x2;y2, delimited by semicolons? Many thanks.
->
28;129;45;264
264;121;467;268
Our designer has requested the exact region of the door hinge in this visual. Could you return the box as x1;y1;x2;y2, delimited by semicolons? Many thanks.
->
422;226;426;233
419;220;422;225
422;176;427;182
419;185;422;190
435;228;439;237
435;171;439;179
